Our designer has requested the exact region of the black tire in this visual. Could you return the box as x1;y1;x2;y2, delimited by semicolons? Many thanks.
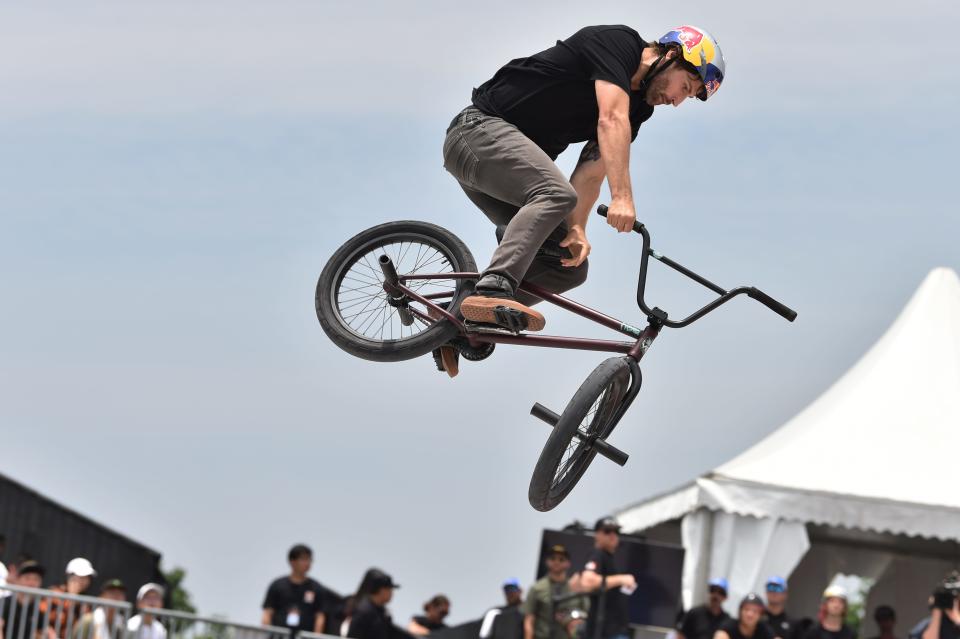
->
316;221;477;362
528;357;632;512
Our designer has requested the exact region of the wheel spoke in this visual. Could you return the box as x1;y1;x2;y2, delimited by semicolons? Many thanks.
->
333;233;462;343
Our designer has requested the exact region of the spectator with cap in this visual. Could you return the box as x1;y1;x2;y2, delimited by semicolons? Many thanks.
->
802;586;855;639
128;583;167;639
1;561;56;639
346;568;399;639
480;579;525;639
763;577;796;639
407;595;450;636
715;594;774;639
523;544;589;639
48;558;98;638
866;606;897;639
72;579;128;639
578;516;635;639
262;544;328;636
676;578;731;639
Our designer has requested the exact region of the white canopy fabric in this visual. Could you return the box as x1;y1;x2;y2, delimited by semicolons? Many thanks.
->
616;267;960;611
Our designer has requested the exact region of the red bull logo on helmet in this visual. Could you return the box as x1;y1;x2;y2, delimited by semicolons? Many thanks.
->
676;26;703;52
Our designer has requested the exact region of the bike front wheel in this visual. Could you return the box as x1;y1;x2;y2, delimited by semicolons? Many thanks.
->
528;357;633;512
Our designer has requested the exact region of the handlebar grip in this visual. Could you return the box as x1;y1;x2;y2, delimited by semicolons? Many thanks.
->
596;205;644;233
748;287;798;322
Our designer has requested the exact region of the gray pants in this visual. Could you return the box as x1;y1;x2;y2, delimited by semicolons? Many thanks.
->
442;107;588;306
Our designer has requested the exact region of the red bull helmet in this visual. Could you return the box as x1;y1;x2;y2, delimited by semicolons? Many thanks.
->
658;25;725;101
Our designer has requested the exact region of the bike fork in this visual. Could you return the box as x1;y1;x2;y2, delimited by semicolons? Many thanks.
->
529;357;642;467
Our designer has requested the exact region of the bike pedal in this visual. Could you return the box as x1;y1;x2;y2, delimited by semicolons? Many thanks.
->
493;306;529;332
464;320;520;336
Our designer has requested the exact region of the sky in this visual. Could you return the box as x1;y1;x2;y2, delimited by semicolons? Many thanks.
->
1;0;959;628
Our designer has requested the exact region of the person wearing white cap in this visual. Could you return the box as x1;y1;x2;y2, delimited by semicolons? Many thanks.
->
48;558;98;637
128;583;167;639
65;558;97;594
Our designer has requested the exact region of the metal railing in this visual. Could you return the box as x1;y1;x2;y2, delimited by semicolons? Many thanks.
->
1;583;132;639
0;586;292;639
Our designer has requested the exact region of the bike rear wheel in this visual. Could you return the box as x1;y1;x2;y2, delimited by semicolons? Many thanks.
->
316;221;476;362
528;357;632;511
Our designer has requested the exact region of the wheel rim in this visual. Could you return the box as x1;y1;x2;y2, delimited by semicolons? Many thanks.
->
549;376;624;496
331;232;463;344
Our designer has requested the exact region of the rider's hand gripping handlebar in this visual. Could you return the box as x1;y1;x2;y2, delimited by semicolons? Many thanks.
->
596;204;798;324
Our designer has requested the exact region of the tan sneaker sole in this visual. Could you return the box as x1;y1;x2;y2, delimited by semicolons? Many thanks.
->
439;345;459;378
460;296;545;332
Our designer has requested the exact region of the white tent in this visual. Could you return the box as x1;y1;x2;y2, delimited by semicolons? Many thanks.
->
616;267;960;626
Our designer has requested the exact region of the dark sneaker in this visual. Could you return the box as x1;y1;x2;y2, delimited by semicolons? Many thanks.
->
460;274;545;332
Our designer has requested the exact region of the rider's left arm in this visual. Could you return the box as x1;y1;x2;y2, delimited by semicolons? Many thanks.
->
561;141;607;268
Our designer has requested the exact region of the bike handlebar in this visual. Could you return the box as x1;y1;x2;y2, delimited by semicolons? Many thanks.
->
747;287;798;322
596;204;797;325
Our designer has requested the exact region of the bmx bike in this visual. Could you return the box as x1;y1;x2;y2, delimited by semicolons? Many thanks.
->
315;205;797;511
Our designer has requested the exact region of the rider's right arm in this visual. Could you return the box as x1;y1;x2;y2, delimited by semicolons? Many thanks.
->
261;610;274;627
594;79;635;233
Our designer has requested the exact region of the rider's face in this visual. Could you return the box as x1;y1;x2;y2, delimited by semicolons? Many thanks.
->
645;63;703;108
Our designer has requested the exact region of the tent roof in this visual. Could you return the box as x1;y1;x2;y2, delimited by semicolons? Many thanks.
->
618;268;960;541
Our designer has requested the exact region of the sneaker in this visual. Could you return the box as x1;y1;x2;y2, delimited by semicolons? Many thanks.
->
460;274;545;332
431;344;459;378
428;302;459;378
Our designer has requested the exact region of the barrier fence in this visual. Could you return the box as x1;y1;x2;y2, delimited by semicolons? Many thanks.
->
0;585;297;639
1;584;669;639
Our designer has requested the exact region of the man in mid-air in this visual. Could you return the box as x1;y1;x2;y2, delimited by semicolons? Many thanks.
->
437;24;725;376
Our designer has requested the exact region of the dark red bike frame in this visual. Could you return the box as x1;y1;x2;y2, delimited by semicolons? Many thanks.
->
395;273;660;361
385;206;796;363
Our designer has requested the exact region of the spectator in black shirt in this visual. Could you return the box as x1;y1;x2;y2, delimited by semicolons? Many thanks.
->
763;577;796;639
480;580;524;639
348;569;400;639
677;579;731;639
867;605;897;639
716;594;773;639
408;595;449;636
578;517;635;639
262;544;327;635
803;587;856;639
922;584;960;639
1;561;56;639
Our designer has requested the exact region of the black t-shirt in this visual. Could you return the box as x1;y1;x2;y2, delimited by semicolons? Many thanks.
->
2;596;38;638
679;605;731;639
491;605;524;639
720;619;775;639
583;548;630;638
764;611;795;639
348;598;392;639
803;624;857;639
472;25;655;160
938;615;960;639
262;576;327;631
413;615;447;632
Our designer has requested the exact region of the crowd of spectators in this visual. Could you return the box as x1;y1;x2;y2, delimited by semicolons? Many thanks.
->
4;531;960;639
0;548;166;639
